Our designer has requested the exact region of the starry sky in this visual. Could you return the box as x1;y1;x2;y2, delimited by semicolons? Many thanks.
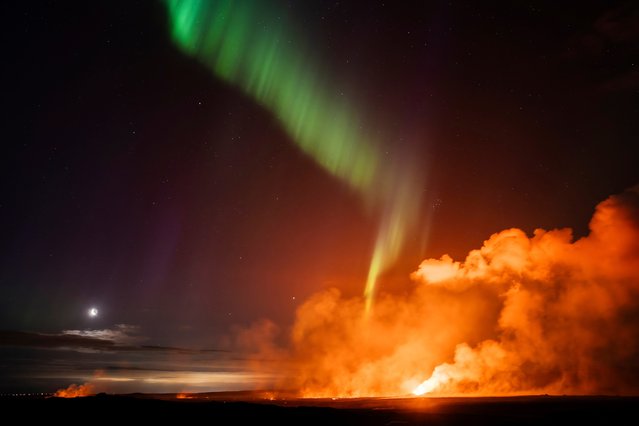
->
1;0;638;393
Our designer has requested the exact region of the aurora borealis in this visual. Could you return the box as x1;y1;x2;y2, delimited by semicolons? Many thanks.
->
164;0;423;309
2;0;639;395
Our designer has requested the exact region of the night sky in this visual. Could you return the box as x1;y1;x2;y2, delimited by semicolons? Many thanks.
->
1;0;638;393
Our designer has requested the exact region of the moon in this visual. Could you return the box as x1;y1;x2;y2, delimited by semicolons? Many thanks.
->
88;307;98;318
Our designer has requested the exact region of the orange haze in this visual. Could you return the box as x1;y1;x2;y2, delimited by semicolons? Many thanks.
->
245;187;639;397
54;383;95;398
176;393;194;399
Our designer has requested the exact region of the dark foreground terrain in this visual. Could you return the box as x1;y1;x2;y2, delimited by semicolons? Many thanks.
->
1;393;637;425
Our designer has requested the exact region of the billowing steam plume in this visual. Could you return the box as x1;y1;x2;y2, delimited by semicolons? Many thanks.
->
249;187;639;397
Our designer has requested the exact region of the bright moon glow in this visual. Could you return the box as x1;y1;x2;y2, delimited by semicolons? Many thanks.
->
88;307;98;318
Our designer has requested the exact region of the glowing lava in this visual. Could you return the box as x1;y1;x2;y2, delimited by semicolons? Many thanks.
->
412;370;448;396
245;187;639;398
54;383;95;398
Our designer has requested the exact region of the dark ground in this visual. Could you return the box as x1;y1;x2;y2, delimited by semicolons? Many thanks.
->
1;394;637;425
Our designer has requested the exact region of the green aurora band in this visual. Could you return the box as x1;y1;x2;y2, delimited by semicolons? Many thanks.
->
165;0;424;312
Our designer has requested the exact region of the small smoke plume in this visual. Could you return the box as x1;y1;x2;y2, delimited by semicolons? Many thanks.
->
54;383;95;398
250;187;639;396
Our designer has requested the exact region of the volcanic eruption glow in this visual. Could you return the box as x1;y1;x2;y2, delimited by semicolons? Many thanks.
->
162;0;639;399
412;369;450;396
242;187;639;397
54;383;95;398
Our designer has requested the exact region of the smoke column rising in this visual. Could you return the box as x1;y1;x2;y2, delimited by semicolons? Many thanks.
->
246;187;639;397
164;0;424;310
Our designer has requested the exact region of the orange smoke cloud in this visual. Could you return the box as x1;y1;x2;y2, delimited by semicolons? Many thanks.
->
54;382;95;398
251;187;639;397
